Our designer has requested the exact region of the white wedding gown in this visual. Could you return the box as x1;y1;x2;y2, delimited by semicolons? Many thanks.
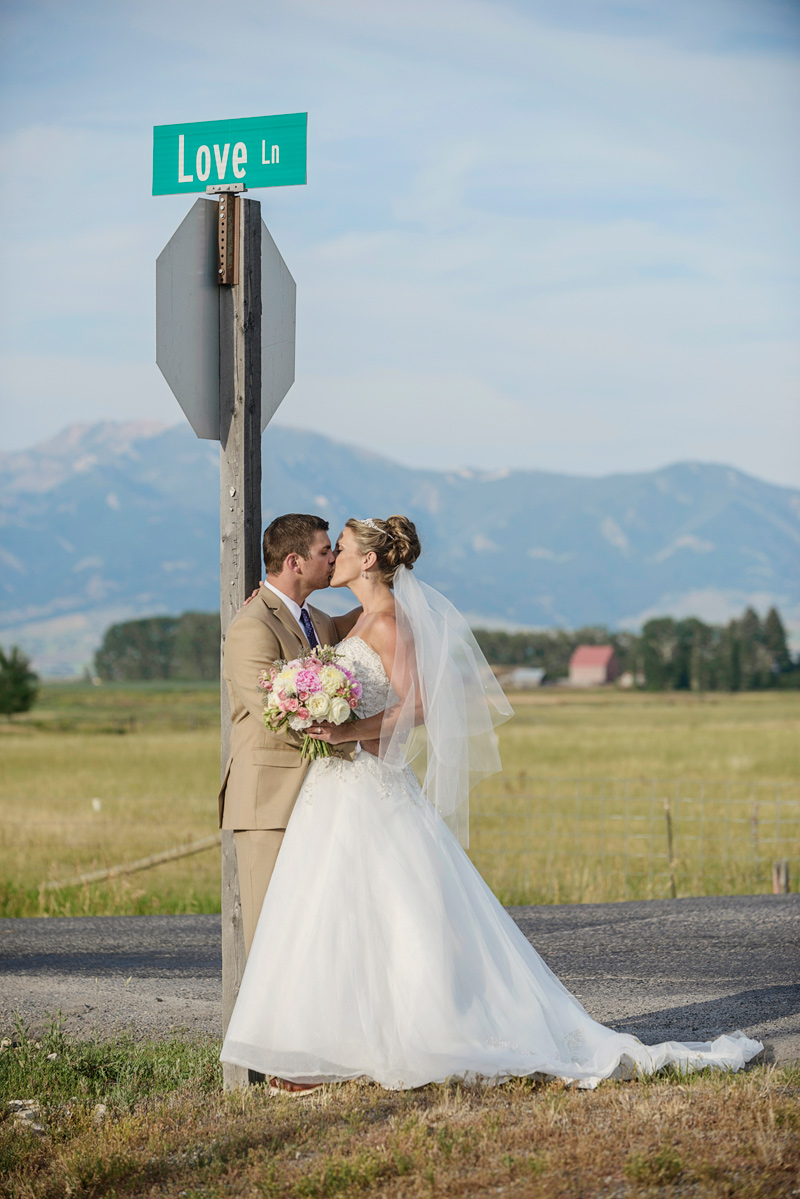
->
220;637;762;1089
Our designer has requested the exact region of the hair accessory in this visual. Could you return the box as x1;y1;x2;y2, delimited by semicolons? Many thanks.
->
359;517;395;539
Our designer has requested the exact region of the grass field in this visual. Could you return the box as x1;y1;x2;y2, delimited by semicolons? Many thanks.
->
1;683;798;917
0;1023;797;1198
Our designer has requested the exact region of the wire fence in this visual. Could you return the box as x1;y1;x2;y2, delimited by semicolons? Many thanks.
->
468;777;800;906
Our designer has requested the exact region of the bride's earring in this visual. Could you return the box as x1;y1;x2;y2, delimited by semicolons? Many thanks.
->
361;569;367;579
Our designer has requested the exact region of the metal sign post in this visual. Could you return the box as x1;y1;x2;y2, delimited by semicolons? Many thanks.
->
155;112;302;1089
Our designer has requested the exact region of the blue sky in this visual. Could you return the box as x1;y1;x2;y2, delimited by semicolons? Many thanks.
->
1;0;798;484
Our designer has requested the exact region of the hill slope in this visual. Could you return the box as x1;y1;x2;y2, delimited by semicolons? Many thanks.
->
1;422;798;674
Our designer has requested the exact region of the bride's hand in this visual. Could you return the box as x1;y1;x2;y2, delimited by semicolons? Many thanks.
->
306;720;355;745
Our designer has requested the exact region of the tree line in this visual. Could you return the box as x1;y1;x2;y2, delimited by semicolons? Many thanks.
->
472;606;798;691
0;604;796;713
87;604;798;691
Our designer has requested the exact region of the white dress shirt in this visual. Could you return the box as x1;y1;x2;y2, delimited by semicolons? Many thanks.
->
263;580;317;643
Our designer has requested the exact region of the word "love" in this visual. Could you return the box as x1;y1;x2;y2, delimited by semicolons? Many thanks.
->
178;135;237;184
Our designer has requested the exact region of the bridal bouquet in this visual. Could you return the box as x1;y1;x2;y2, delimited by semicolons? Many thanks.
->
257;646;362;760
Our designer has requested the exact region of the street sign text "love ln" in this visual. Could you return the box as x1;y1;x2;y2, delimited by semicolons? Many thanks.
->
152;113;307;196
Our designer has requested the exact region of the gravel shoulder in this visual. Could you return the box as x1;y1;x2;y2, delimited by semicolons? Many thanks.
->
1;895;798;1064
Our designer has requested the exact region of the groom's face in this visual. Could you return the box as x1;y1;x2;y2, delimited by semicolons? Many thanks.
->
297;530;336;591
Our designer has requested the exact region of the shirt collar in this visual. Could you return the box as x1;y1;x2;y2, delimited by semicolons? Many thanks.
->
263;579;309;623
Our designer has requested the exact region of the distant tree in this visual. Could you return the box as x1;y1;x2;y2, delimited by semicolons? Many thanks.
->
641;618;692;690
718;621;742;692
0;646;39;716
94;612;221;682
737;607;771;690
764;607;792;675
172;612;220;681
609;630;642;679
94;617;178;681
685;618;720;692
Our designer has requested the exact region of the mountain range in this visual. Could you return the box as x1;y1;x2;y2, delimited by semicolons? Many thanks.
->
1;421;798;675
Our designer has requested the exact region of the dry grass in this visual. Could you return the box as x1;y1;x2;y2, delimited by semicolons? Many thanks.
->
492;688;800;782
1;685;798;916
0;1023;797;1199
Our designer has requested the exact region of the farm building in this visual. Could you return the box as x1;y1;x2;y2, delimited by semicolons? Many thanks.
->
569;645;620;686
504;666;546;689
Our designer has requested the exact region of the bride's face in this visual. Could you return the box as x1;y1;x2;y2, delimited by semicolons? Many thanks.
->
330;527;364;588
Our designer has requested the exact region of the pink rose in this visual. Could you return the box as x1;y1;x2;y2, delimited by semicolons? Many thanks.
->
286;698;299;712
349;698;358;709
296;669;320;692
297;707;309;719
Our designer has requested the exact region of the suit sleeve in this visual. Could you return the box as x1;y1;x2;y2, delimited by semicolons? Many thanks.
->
224;616;303;747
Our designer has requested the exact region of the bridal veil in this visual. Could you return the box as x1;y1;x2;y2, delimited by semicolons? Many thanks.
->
379;565;514;848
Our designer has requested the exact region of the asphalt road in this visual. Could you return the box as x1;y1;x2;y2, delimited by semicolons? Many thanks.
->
1;895;798;1064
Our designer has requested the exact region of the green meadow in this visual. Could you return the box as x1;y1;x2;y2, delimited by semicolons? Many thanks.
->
1;683;798;917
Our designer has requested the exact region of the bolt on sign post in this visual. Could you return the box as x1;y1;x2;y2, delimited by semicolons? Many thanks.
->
155;113;304;1089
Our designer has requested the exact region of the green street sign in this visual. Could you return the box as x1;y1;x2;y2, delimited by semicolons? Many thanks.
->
152;112;307;196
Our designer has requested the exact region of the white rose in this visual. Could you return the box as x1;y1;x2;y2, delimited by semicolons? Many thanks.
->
267;691;281;709
306;693;330;718
328;696;351;725
320;665;346;697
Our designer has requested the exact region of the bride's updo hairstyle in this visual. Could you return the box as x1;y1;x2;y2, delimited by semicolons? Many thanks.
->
346;515;421;584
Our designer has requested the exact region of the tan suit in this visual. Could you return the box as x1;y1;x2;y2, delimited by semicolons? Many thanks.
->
220;584;355;951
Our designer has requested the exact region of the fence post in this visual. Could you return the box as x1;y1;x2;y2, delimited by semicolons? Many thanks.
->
664;798;677;899
772;860;790;895
750;802;759;883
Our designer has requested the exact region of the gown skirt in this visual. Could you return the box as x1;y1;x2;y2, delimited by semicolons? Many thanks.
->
220;751;762;1089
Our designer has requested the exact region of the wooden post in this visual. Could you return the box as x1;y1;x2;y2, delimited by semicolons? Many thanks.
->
219;195;262;1090
772;860;790;895
664;798;677;899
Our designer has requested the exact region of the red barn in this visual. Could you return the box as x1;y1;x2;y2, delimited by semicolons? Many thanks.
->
569;645;620;687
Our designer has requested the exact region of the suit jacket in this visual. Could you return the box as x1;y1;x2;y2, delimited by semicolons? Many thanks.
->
219;584;356;830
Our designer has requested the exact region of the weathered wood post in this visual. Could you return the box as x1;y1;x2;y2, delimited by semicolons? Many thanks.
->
664;797;677;899
219;195;262;1090
772;859;790;895
154;113;302;1093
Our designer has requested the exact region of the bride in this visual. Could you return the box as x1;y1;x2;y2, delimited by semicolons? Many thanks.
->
220;515;762;1092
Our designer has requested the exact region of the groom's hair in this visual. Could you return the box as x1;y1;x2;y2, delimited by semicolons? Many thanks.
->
263;514;330;574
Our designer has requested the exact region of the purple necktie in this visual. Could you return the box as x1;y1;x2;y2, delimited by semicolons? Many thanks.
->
299;607;318;649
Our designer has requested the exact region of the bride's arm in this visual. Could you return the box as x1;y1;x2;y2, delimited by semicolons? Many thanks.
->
332;607;362;639
308;614;423;748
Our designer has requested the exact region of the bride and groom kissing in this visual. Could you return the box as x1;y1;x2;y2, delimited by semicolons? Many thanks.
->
218;512;762;1094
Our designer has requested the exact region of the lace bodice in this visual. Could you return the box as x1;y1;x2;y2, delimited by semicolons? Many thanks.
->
336;637;398;719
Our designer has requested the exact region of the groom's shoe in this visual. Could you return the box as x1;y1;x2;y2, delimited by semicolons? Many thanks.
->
268;1076;323;1097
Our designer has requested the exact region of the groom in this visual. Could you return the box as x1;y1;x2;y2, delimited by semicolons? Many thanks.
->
219;513;358;956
